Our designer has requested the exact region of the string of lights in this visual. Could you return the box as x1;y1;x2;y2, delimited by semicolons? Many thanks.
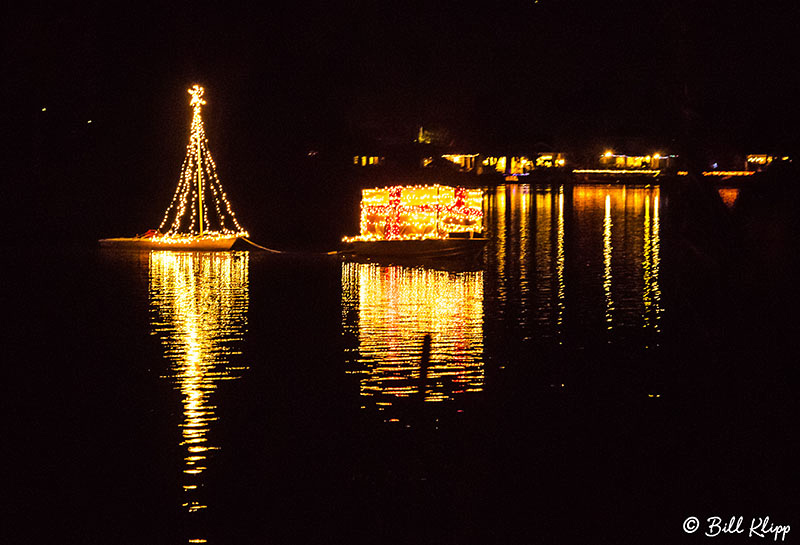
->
156;85;248;242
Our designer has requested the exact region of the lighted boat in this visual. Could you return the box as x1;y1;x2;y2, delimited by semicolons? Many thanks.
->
99;231;239;251
99;85;248;251
340;185;487;259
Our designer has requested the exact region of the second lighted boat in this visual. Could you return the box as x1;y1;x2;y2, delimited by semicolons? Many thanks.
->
340;184;487;259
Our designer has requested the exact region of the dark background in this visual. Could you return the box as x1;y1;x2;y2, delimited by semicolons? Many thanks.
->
6;0;800;247
4;3;800;540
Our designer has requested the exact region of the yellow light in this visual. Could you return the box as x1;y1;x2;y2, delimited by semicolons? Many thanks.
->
653;153;661;159
188;84;207;108
604;150;613;158
573;169;661;176
701;171;755;176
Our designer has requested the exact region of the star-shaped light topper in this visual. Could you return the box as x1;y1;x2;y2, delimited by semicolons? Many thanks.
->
188;85;206;109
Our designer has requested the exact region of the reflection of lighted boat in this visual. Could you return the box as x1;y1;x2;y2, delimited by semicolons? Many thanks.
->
340;184;487;259
99;85;248;251
341;262;485;405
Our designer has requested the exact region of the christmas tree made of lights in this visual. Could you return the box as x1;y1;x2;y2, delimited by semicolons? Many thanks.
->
158;85;247;239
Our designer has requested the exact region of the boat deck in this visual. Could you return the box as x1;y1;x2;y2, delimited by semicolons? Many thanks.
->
99;236;239;251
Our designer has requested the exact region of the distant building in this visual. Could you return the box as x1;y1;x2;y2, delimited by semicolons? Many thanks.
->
479;154;567;174
353;155;385;167
599;151;677;170
535;152;566;168
746;154;773;170
441;154;479;171
415;126;451;146
417;126;433;144
481;156;535;175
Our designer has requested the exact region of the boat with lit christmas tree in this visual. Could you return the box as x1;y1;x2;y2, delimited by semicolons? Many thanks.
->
340;184;487;259
100;85;248;251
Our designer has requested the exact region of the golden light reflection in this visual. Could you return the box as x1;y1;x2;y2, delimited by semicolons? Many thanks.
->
644;195;653;331
495;185;507;286
556;186;565;339
532;190;555;336
718;187;740;209
519;186;531;334
572;185;662;335
650;194;663;335
149;251;249;518
341;262;484;407
603;193;614;331
487;184;568;341
485;184;663;346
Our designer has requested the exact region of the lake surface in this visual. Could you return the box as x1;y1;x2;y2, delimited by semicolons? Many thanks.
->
7;182;797;544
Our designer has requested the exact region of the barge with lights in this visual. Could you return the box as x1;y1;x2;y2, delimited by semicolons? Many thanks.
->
340;184;487;260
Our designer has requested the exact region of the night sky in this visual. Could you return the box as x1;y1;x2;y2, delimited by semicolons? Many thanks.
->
7;1;800;245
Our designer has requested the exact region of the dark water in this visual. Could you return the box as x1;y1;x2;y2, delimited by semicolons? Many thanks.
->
7;182;798;544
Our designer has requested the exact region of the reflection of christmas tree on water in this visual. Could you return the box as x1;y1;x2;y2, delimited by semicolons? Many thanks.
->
148;251;249;541
158;85;248;239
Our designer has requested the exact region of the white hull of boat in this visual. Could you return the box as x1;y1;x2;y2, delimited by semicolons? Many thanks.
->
98;236;239;251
